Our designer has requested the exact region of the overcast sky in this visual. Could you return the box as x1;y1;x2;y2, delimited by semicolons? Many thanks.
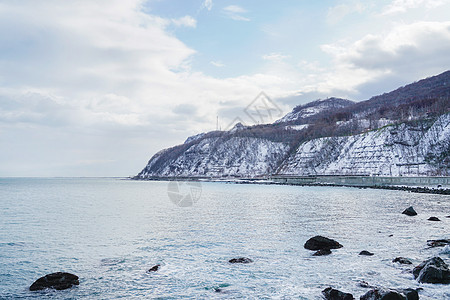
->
0;0;449;177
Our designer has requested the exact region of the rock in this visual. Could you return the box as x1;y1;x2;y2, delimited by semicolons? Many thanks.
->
427;239;450;248
313;249;332;256
392;257;412;265
304;236;343;251
229;257;253;264
413;257;450;284
359;250;374;256
402;206;417;216
360;288;419;300
427;216;440;221
322;287;354;300
29;272;79;291
148;264;160;272
357;281;374;288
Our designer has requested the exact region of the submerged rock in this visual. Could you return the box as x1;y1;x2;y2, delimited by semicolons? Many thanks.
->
29;272;79;291
229;257;253;264
313;249;332;256
427;239;450;248
359;250;374;256
322;287;354;300
392;257;413;265
402;206;417;216
413;257;450;284
147;264;160;272
427;216;440;221
360;288;418;300
304;236;343;251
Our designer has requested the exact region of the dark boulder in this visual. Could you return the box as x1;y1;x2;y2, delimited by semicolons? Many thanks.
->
313;249;332;256
402;206;417;216
427;239;450;248
359;250;374;256
322;287;354;300
413;257;450;284
29;272;79;291
427;217;440;221
229;257;253;264
148;264;160;272
304;236;343;251
392;257;412;265
360;288;418;300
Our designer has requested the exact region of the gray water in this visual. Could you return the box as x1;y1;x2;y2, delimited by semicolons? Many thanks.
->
0;178;449;299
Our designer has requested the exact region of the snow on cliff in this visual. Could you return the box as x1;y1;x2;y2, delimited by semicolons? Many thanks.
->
278;113;449;176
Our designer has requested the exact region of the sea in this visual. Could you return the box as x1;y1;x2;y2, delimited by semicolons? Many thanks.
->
0;177;449;299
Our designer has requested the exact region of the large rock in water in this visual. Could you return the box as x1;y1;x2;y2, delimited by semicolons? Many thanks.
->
360;288;418;300
229;257;253;264
304;236;343;250
427;239;450;248
413;257;450;284
402;206;417;216
322;287;354;300
29;272;79;291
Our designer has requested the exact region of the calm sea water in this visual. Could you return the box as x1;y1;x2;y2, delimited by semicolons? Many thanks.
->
0;178;449;299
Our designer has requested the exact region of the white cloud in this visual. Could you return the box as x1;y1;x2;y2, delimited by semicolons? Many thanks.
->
320;21;450;93
262;53;290;61
171;15;197;28
223;5;250;21
327;1;366;24
383;0;446;15
210;61;225;67
202;0;213;11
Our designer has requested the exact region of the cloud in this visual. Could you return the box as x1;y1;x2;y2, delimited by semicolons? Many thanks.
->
171;16;197;28
327;1;366;24
223;5;250;21
202;0;213;11
382;0;446;15
210;61;225;67
320;21;450;95
262;53;290;61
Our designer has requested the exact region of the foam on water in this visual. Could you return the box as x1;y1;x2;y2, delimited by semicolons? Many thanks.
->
0;178;449;299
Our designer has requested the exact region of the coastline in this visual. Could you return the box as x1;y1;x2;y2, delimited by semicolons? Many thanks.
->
130;175;450;195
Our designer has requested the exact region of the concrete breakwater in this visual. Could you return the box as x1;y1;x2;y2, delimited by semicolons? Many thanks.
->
270;175;450;188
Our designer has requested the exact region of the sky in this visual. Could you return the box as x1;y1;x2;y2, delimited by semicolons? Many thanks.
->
0;0;449;177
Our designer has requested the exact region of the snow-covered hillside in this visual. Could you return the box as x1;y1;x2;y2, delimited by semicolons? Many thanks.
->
278;113;449;176
275;97;354;124
136;136;290;178
135;71;450;179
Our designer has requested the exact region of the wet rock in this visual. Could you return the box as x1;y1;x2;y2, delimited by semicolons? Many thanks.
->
360;288;418;300
313;249;332;256
413;257;450;284
402;206;417;216
29;272;79;291
427;217;440;221
427;239;450;248
357;281;374;288
304;236;343;251
359;250;374;256
229;257;253;264
147;264;160;272
322;287;354;300
392;257;412;265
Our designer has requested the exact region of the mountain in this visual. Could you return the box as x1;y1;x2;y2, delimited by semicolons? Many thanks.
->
135;71;450;179
275;97;354;124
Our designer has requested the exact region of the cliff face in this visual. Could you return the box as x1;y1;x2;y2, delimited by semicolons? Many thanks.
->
135;71;450;179
136;136;290;178
278;113;449;176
